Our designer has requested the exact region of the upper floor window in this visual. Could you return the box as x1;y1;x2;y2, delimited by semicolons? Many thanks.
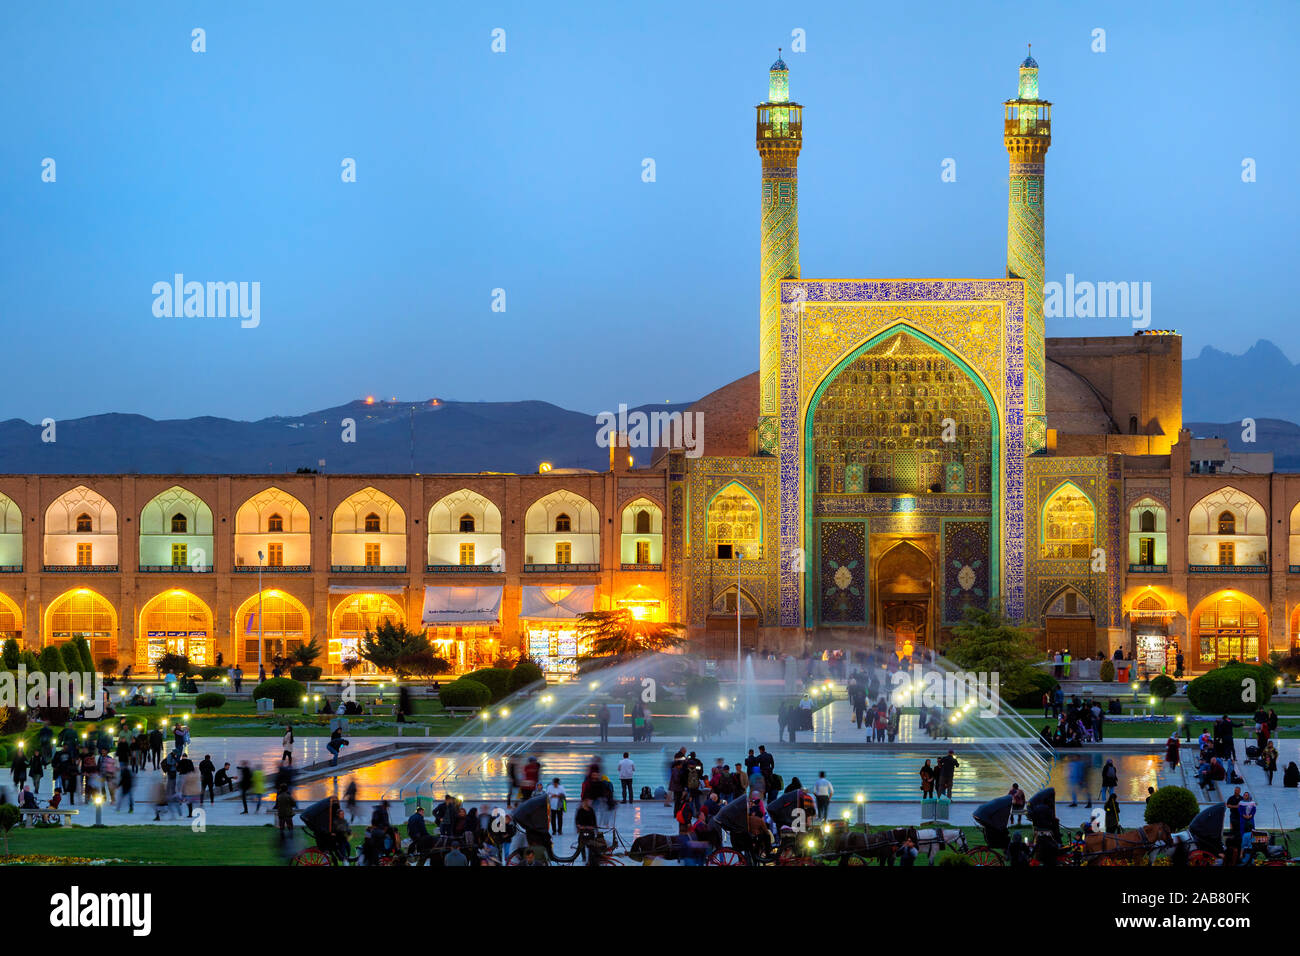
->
76;542;93;565
1217;511;1235;535
635;510;652;534
1139;510;1156;533
459;514;476;533
364;513;381;533
555;514;571;533
555;542;572;564
267;513;284;533
75;513;92;533
364;543;381;567
267;543;283;567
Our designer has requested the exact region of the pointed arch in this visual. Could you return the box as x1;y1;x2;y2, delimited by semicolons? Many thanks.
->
1187;486;1267;568
620;497;664;566
1040;480;1096;560
138;589;215;668
427;489;503;569
140;485;216;570
234;589;310;666
524;489;600;567
44;486;119;568
706;480;763;560
0;492;21;568
0;591;23;639
330;592;406;674
331;486;407;570
234;487;311;569
44;588;118;667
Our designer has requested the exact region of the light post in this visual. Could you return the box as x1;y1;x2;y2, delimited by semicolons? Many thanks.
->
257;549;265;678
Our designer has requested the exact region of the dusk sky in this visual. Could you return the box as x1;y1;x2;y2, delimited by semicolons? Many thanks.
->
2;0;1295;422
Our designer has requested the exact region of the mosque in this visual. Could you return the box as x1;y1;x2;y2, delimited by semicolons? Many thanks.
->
0;53;1296;679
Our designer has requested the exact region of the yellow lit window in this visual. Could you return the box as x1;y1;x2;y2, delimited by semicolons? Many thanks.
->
459;543;475;566
171;543;188;567
267;543;283;567
76;542;93;566
555;542;572;564
635;540;651;564
364;543;381;567
1218;541;1234;566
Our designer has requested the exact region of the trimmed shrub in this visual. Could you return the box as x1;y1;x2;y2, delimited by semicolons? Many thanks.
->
1007;670;1059;710
1099;659;1115;682
1144;785;1199;831
252;677;306;709
71;635;94;673
1187;664;1274;713
0;746;7;765
37;645;63;677
0;706;28;735
1;638;19;670
19;650;39;673
289;665;323;682
1273;654;1300;679
99;657;119;676
509;659;545;694
198;666;226;681
439;679;491;709
59;643;83;674
1150;674;1177;700
195;692;226;711
464;667;512;704
934;849;975;867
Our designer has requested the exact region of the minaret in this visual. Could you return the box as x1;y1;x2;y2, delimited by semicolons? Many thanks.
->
756;52;802;455
1004;46;1051;454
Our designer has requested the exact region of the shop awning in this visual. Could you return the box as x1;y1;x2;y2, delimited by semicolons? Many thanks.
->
519;585;596;621
421;586;503;626
329;585;406;594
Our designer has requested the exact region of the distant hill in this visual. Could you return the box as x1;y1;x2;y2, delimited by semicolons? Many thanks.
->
0;398;693;475
1183;340;1300;422
0;337;1295;474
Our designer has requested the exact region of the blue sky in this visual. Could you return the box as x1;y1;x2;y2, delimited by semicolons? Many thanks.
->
2;0;1295;422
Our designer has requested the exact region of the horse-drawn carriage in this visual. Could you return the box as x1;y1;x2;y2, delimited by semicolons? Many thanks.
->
969;787;1172;866
1167;803;1292;866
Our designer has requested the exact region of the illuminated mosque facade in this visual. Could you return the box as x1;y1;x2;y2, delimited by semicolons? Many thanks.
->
2;54;1299;678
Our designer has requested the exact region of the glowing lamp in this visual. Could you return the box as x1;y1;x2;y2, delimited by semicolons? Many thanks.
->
689;706;700;718
855;793;864;804
718;698;727;710
499;708;509;718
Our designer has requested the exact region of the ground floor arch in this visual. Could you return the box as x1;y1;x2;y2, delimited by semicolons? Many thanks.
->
330;592;405;674
235;589;309;670
0;591;22;644
44;588;118;668
138;589;216;669
1190;589;1265;671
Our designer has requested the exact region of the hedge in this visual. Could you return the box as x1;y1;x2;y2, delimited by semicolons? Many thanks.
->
1144;786;1199;830
509;660;545;694
1186;664;1275;713
1150;674;1177;700
290;665;323;682
439;679;491;709
1007;671;1059;709
195;692;227;710
464;668;512;703
1099;659;1115;682
252;677;306;708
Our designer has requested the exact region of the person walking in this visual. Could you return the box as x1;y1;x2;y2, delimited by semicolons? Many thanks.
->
919;759;935;798
1165;732;1180;771
1099;759;1118;804
813;771;834;821
1009;783;1026;825
198;754;216;805
598;705;610;743
148;727;163;770
545;777;567;835
115;762;134;813
1261;741;1279;785
10;748;27;790
237;760;253;814
281;723;295;764
28;750;45;795
327;727;349;767
617;752;635;804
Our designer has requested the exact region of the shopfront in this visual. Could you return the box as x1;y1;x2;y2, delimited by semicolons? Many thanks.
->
519;585;596;677
1130;595;1178;677
421;586;503;673
329;586;406;675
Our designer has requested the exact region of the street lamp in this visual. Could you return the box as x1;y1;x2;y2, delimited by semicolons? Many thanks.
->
257;549;265;678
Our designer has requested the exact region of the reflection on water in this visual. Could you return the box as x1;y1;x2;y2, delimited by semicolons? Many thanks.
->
294;749;1166;806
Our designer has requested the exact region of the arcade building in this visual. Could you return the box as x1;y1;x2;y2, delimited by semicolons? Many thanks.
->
1;54;1295;678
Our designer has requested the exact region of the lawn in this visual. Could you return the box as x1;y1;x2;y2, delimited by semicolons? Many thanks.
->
0;824;284;865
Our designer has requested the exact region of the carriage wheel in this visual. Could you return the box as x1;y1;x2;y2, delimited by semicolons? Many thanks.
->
776;846;804;866
378;854;400;866
842;853;871;866
1095;856;1127;866
965;846;1004;866
707;848;747;866
597;854;625;866
1187;850;1218;867
291;847;333;867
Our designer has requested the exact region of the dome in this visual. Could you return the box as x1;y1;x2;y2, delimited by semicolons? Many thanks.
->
770;56;787;71
1021;54;1038;69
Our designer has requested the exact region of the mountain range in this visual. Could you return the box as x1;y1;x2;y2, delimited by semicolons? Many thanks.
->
0;339;1296;474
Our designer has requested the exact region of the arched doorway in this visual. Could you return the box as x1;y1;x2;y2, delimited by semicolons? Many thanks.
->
875;541;934;660
45;589;117;669
330;593;405;675
1192;591;1264;671
139;590;215;668
0;592;23;645
234;590;309;669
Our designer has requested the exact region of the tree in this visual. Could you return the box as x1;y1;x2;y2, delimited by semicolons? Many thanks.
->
155;653;190;677
59;643;83;674
947;605;1042;703
575;610;686;663
1;638;19;671
359;620;433;678
0;803;19;856
37;645;63;677
291;636;323;667
71;635;94;673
